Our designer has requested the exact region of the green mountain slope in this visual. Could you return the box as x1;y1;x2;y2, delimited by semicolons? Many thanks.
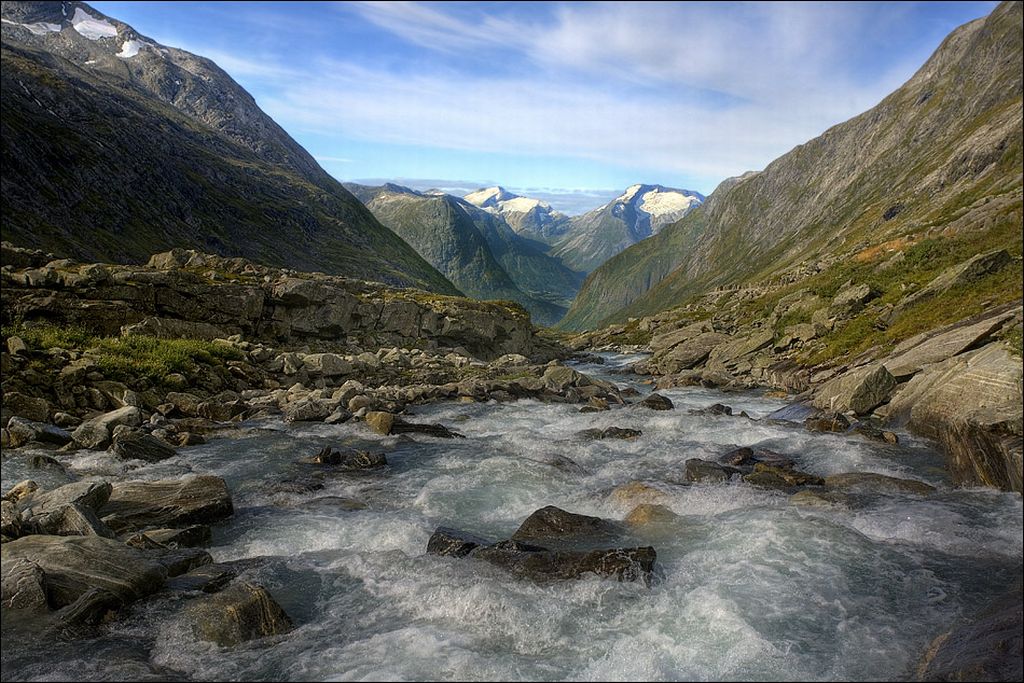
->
0;1;459;295
346;184;580;325
561;1;1022;330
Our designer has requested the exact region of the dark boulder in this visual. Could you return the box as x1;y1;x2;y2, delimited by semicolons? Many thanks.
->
684;458;738;484
109;431;178;463
426;527;492;558
510;506;621;548
640;393;674;410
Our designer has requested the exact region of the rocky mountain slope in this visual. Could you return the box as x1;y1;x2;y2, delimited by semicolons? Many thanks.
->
346;183;583;326
552;184;704;274
562;1;1022;330
463;186;570;243
0;1;458;295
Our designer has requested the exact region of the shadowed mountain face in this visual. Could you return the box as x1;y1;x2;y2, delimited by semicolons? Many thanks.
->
0;1;459;295
345;184;584;326
561;1;1022;330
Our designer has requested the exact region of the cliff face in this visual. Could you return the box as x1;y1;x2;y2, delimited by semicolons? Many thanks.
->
1;2;459;295
562;1;1022;331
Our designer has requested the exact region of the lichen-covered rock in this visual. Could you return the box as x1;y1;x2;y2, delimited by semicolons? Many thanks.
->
624;504;680;528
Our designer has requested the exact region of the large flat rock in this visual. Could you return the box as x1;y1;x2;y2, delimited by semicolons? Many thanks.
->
99;475;233;533
1;535;168;608
883;311;1014;379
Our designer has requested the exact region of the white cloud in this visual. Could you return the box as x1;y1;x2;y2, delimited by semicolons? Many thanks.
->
172;2;978;188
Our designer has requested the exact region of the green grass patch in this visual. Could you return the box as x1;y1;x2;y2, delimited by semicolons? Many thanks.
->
3;322;243;384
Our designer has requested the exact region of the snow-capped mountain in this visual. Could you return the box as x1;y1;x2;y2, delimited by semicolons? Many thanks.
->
463;187;570;242
552;184;705;273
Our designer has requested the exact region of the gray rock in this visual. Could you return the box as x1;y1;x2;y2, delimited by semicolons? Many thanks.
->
804;411;852;433
109;431;178;463
472;540;656;584
6;417;72;447
22;481;113;517
1;500;24;542
824;472;935;495
829;283;877;318
283;398;336;423
885;343;1022;492
916;589;1022;682
3;391;50;423
184;581;293;646
883;311;1014;379
812;364;896;416
99;476;233;534
33;502;118;538
1;557;48;612
71;406;142;449
0;535;168;608
302;353;352;377
143;525;213;548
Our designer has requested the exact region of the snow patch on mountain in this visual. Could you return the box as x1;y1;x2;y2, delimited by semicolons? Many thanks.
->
1;18;62;35
117;39;143;58
639;188;702;217
71;7;117;40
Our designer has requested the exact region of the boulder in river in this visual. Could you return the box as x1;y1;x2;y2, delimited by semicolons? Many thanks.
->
109;430;178;463
427;527;492;558
511;506;621;548
824;472;935;495
684;458;738;484
472;540;656;584
0;535;205;608
183;581;293;647
640;393;674;410
916;589;1022;682
303;446;387;470
624;504;680;528
99;476;233;533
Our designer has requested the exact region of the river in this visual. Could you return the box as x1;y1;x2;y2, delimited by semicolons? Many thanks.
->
2;353;1021;681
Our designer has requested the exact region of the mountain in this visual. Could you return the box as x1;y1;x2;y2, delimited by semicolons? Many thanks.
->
345;184;583;325
463;186;570;243
551;184;704;274
0;1;459;295
561;1;1022;331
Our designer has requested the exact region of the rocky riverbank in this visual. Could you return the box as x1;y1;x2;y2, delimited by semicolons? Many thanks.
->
570;254;1024;494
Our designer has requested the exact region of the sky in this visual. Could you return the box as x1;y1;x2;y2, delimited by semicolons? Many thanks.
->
92;0;999;214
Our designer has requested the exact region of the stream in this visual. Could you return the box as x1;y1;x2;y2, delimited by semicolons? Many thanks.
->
2;353;1021;681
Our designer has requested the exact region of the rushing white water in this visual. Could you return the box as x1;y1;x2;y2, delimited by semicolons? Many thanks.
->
2;354;1021;681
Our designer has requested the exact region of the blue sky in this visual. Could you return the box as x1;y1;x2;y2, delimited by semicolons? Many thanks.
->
93;1;998;214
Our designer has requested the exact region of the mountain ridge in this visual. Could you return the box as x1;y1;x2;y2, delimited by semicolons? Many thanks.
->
560;0;1022;330
0;1;460;295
